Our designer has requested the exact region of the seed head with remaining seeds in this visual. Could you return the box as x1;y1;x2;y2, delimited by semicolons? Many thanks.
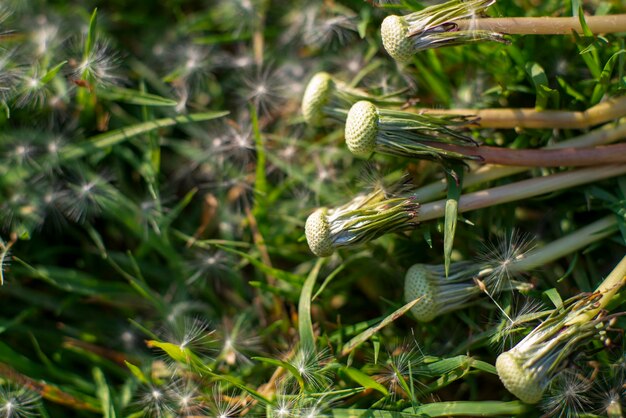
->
305;185;419;257
345;100;479;162
381;0;505;63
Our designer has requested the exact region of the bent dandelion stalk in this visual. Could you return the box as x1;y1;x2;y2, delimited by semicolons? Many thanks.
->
496;255;626;404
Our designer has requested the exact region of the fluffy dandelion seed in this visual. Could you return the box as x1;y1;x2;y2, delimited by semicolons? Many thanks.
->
242;65;286;115
74;38;121;86
476;230;535;294
0;385;41;418
170;379;203;416
381;0;505;62
0;51;20;101
208;384;245;418
345;100;478;161
60;172;116;223
162;315;215;355
302;6;357;49
491;297;547;351
288;348;333;391
305;185;419;257
374;340;426;399
14;68;52;108
186;250;231;286
217;316;260;366
139;385;175;418
540;371;593;418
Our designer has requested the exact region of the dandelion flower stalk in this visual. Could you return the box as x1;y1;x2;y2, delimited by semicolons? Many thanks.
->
412;120;626;202
418;95;626;130
301;71;403;126
496;255;626;404
305;164;626;256
381;0;626;61
346;101;626;166
405;216;618;322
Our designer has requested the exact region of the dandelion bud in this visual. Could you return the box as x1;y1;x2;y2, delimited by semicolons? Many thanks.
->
301;72;335;126
381;0;506;62
345;101;478;163
345;100;379;157
304;186;419;257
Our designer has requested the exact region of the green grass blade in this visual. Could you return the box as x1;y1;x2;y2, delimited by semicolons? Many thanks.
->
252;356;305;392
95;86;178;106
443;165;463;277
299;258;324;353
93;368;117;418
341;367;389;396
59;111;229;161
405;400;529;416
341;298;421;356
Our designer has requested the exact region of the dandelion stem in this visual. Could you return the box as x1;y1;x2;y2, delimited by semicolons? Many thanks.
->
567;255;626;325
417;165;626;221
509;216;617;272
413;121;626;202
422;141;626;167
456;14;626;35
417;95;626;129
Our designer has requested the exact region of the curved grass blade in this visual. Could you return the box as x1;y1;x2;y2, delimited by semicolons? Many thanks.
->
59;111;229;161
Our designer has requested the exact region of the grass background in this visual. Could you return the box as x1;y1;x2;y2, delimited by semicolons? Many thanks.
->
0;0;625;416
